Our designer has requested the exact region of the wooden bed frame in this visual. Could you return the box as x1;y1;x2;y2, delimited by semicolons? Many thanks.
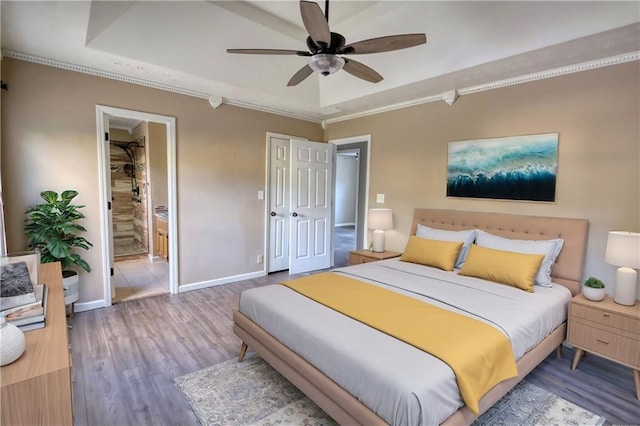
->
233;209;589;425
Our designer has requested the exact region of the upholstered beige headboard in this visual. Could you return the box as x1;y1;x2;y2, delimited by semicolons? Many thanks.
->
410;209;589;296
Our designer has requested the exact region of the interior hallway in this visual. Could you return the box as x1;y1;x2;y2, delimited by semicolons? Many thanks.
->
334;225;356;267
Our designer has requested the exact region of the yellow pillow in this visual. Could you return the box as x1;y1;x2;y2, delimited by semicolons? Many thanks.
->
458;245;544;292
400;236;463;271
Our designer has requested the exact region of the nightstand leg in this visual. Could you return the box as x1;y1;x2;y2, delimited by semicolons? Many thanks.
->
571;348;585;370
633;369;640;401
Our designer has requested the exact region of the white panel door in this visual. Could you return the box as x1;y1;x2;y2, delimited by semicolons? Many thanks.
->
267;136;290;272
289;139;334;274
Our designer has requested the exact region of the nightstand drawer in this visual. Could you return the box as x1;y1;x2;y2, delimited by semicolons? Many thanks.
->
569;320;640;367
349;253;375;265
572;304;640;334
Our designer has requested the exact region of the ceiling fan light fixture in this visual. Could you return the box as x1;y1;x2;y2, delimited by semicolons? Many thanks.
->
308;54;344;76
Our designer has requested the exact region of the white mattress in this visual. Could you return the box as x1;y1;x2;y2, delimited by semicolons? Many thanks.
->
238;259;572;425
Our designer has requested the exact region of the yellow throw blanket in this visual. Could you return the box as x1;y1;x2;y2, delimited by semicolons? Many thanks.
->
282;272;518;414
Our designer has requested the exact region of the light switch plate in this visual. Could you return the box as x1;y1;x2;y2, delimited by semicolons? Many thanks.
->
376;193;385;203
258;190;264;200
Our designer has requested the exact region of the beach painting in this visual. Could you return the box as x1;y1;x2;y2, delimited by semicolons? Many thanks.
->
447;133;558;202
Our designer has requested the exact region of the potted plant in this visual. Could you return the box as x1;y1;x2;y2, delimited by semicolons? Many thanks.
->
24;190;92;305
583;276;606;301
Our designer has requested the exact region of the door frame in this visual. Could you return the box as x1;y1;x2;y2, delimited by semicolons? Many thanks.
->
96;105;178;306
328;135;371;250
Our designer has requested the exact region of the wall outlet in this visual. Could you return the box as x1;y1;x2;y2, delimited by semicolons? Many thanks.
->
257;254;264;264
376;193;385;203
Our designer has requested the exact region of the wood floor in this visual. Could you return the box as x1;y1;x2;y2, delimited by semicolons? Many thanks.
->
70;272;640;426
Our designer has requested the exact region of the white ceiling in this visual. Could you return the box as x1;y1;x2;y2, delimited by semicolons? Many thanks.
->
2;1;639;122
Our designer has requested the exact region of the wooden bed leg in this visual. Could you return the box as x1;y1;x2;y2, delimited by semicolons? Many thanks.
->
556;345;563;359
238;342;248;362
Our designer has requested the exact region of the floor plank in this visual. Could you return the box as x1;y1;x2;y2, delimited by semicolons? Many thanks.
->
70;270;640;425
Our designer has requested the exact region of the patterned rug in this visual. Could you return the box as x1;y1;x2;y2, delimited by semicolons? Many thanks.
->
176;355;605;426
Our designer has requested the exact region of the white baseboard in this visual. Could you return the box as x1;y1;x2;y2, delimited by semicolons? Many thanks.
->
179;270;266;293
73;299;107;313
335;223;355;227
71;270;267;311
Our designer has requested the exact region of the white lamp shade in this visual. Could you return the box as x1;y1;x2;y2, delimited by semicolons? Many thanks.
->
605;231;640;268
368;209;393;231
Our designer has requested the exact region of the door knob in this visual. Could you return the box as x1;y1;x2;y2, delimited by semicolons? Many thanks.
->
291;212;298;217
270;212;276;217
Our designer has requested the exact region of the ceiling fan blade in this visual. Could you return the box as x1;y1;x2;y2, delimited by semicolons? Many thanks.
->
287;65;314;86
342;58;383;83
300;1;331;46
227;49;311;56
339;34;427;55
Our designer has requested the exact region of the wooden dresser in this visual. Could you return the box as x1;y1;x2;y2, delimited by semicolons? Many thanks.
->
567;293;640;400
1;262;73;425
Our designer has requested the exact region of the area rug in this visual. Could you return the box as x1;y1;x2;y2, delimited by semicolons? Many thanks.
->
176;355;605;426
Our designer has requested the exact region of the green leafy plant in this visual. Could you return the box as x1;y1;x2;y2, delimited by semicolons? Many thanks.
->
584;276;605;289
24;190;93;276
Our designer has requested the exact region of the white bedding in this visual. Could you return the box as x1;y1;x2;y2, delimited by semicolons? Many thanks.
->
238;258;572;425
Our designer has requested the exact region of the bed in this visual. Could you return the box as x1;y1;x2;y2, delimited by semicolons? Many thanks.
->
233;209;589;425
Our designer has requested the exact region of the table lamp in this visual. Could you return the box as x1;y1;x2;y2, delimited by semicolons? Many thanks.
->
368;209;393;252
605;231;640;306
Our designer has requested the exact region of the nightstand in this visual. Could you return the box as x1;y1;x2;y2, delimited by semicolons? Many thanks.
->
567;294;640;400
349;249;401;266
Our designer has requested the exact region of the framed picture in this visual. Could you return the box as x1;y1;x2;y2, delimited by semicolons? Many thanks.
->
447;133;558;202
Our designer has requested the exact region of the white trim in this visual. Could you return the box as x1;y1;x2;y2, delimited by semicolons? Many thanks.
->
178;271;266;293
1;50;321;124
329;135;371;249
5;49;638;124
324;51;640;124
335;223;356;227
96;105;178;307
73;299;107;313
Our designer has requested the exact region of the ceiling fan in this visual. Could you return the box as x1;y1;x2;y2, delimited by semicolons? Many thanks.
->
227;0;427;86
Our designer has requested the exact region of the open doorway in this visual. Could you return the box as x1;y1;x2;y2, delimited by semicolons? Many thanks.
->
330;135;371;265
108;118;169;302
334;149;359;266
96;106;178;307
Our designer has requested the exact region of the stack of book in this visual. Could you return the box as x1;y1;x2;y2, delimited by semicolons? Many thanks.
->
1;256;48;331
1;284;48;331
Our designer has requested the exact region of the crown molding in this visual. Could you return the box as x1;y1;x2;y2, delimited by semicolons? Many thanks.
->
3;49;638;125
325;51;640;124
1;50;322;124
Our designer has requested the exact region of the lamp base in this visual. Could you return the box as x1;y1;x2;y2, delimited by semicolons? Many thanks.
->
372;230;385;253
614;267;637;306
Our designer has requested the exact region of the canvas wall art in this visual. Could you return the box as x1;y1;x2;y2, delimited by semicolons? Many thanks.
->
447;133;558;202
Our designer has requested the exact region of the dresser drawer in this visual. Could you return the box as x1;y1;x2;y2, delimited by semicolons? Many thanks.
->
571;303;640;334
569;320;640;368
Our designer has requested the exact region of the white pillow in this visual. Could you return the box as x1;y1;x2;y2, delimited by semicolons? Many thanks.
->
416;224;476;268
475;230;564;287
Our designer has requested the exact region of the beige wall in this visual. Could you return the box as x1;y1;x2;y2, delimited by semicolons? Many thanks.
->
2;57;639;304
326;61;640;297
1;58;323;303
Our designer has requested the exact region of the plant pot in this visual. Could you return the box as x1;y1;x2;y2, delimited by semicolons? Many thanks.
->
62;270;79;305
583;286;605;302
